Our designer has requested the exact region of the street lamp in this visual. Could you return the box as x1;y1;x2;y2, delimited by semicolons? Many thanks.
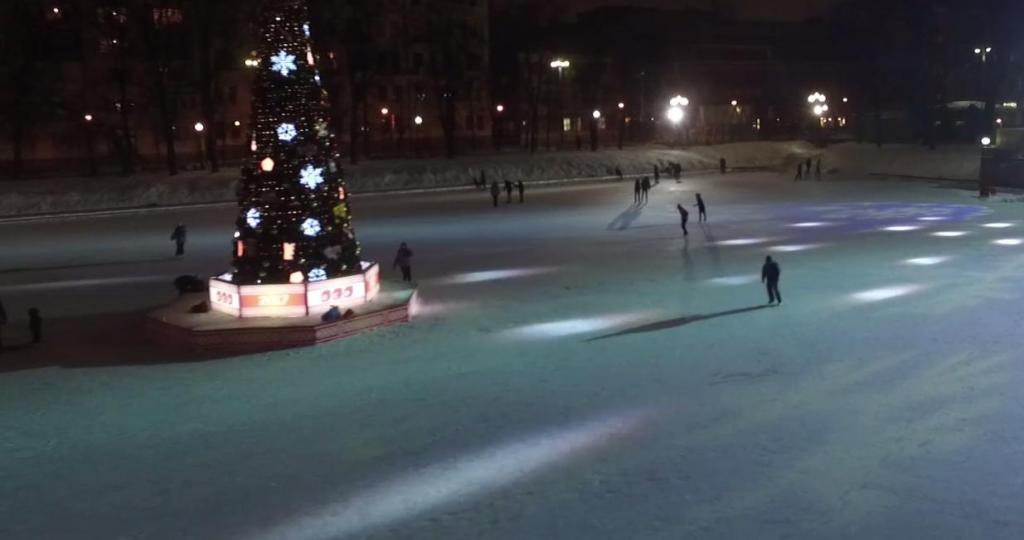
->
618;102;625;110
381;107;389;116
496;104;504;113
194;122;206;169
83;113;97;176
84;113;94;122
974;46;992;63
592;109;601;119
981;136;993;146
550;58;571;77
414;115;423;125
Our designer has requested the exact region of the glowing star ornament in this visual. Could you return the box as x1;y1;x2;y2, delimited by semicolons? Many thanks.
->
246;208;262;228
277;123;298;142
270;50;297;76
299;164;325;189
301;218;322;236
308;267;328;282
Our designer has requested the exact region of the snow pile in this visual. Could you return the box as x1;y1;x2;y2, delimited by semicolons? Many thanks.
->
0;141;983;217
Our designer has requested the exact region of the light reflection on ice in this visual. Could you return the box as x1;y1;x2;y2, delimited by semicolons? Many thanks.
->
931;231;968;237
850;285;923;303
440;267;557;285
715;238;773;246
502;312;654;339
249;409;654;540
708;275;759;286
917;217;947;222
790;222;831;228
904;257;951;266
768;244;827;252
993;238;1024;246
983;223;1015;229
882;225;921;232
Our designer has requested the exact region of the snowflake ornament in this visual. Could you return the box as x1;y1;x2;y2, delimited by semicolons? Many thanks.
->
308;267;327;282
301;218;322;237
246;208;262;228
270;50;297;76
299;164;325;189
277;123;297;142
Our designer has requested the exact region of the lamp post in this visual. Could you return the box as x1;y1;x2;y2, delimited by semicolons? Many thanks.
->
668;95;689;147
193;122;206;169
808;92;828;144
494;104;504;151
84;114;97;176
617;102;626;150
550;59;570;149
591;109;601;151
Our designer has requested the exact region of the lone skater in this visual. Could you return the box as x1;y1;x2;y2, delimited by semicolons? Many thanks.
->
795;162;803;181
615;166;623;181
393;242;414;282
517;180;525;203
634;178;642;204
762;256;782;305
677;204;689;236
720;157;727;174
170;223;187;257
805;158;812;175
490;181;500;207
815;157;822;181
694;193;707;222
28;308;42;344
0;298;6;351
654;165;660;184
504;180;513;204
641;176;651;203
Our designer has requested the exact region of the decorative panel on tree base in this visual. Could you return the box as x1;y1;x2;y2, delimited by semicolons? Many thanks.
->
209;261;381;318
146;282;415;354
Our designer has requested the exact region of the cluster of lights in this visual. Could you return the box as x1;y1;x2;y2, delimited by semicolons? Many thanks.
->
808;92;829;116
667;95;689;124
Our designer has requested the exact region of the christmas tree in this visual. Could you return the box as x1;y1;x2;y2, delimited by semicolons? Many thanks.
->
231;0;361;286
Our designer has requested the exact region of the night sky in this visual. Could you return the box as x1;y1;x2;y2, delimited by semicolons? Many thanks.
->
496;0;842;21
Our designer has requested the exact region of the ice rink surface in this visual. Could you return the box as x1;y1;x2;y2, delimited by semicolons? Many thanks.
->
2;172;1024;539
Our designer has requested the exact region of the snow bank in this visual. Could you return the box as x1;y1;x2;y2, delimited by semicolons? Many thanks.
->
0;141;981;217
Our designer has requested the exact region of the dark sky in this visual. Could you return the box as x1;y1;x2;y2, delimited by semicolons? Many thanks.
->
496;0;842;21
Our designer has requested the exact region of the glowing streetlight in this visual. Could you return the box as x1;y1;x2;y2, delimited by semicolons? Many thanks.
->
550;58;570;78
974;46;993;63
618;102;625;109
495;104;504;113
842;97;849;103
592;109;601;119
731;100;738;107
233;120;242;127
193;122;205;132
83;114;93;122
981;136;993;146
381;107;389;116
414;115;423;125
670;95;689;107
667;106;684;123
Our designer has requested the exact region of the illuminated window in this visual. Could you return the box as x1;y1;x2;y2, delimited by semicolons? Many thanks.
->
563;118;573;132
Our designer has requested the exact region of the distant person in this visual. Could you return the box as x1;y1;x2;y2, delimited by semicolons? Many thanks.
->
815;157;822;181
480;170;487;190
762;256;782;305
673;163;682;181
517;180;525;203
634;178;642;204
654;165;660;183
694;193;707;222
795;162;803;181
504;180;513;204
28;308;42;345
677;204;689;236
641;176;652;203
393;242;414;282
0;298;6;351
719;157;727;174
615;166;623;181
170;223;187;257
490;181;500;207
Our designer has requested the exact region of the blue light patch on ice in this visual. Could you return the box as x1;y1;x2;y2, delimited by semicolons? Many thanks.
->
904;257;951;266
984;223;1016;229
882;225;921;232
993;238;1024;246
716;238;773;246
503;313;652;339
769;244;827;252
931;231;968;237
708;275;759;286
249;409;653;540
442;268;555;284
850;285;922;303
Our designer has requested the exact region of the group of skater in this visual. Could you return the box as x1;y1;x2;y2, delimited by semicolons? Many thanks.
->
795;157;824;181
0;299;43;352
474;172;526;207
675;193;708;236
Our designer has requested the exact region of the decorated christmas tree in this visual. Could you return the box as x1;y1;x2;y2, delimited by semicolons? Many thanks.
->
231;0;360;286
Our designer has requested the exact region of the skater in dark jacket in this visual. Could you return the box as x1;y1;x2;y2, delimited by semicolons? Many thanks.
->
517;180;525;203
170;224;187;256
719;157;727;174
641;177;651;203
762;256;782;305
504;180;513;204
393;242;414;282
28;308;42;344
654;165;660;183
490;181;501;207
677;204;689;236
815;157;822;181
694;194;707;222
634;179;642;204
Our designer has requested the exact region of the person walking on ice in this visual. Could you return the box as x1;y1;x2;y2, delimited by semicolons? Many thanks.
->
815;157;822;181
504;180;513;204
393;242;414;282
677;204;689;236
634;178;642;204
490;181;500;208
762;256;782;305
694;193;707;223
641;176;651;203
517;180;525;203
170;223;187;257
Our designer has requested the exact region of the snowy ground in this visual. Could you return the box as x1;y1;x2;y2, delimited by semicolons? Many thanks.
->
2;170;1024;539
